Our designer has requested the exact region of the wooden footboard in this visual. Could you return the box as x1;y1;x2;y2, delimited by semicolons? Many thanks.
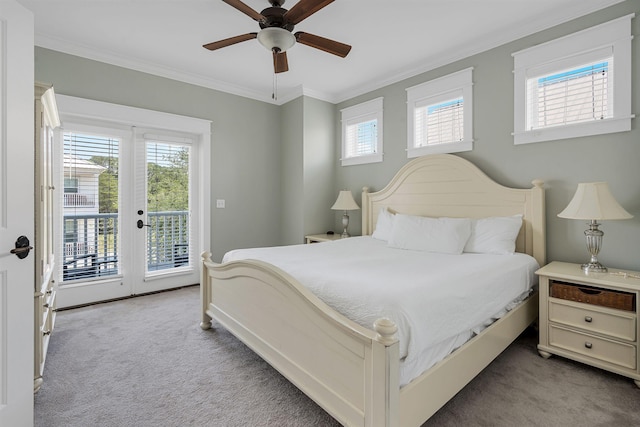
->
200;252;400;427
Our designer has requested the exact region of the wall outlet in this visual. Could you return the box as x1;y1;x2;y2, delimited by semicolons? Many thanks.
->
216;199;225;209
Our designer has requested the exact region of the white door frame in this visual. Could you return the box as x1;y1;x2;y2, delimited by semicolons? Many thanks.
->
54;95;211;308
0;1;35;425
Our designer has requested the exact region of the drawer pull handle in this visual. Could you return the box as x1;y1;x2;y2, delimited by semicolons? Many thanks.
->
585;342;593;349
584;316;593;323
578;287;602;295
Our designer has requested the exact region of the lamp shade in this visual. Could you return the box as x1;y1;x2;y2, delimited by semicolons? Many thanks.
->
257;27;296;52
558;182;633;220
331;190;360;211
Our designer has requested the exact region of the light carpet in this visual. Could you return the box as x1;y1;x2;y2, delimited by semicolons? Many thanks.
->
35;286;639;426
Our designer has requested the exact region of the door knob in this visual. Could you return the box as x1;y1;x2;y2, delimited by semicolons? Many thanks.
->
10;235;32;259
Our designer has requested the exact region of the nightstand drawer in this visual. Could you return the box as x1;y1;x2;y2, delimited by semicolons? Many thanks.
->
549;300;636;341
550;280;635;311
549;325;636;370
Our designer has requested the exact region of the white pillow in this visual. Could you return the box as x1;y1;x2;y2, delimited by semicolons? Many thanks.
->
387;214;471;254
463;215;523;255
371;208;395;241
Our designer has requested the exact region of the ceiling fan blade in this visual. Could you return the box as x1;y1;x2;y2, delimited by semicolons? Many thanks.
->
284;0;334;25
222;0;265;21
203;33;257;51
294;32;351;57
273;50;289;73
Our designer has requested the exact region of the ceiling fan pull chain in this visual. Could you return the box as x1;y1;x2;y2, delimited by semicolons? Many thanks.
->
272;71;278;100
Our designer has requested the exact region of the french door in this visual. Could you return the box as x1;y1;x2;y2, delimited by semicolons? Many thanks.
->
56;124;202;308
132;133;200;294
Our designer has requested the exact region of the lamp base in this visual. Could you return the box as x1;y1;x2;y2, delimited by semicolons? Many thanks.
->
341;212;350;238
581;220;606;274
581;261;608;273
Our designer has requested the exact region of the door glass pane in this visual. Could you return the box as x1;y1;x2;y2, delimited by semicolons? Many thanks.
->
146;141;190;272
62;133;119;282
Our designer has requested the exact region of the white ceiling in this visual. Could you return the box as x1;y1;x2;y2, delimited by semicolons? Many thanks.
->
19;0;624;105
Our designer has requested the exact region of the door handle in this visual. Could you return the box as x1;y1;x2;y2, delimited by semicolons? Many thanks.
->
137;220;150;229
10;235;33;259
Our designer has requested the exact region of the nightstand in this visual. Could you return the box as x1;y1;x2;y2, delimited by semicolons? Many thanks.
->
536;261;640;388
305;233;345;244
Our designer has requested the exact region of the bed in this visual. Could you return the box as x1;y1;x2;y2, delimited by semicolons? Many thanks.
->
200;154;546;426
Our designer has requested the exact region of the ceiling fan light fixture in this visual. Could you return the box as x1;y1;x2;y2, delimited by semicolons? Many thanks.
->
257;27;296;52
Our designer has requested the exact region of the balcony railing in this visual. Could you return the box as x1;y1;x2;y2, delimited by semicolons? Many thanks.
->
62;211;189;282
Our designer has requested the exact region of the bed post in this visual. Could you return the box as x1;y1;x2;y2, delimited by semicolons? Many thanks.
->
362;187;370;236
200;251;213;330
530;179;546;266
367;318;400;427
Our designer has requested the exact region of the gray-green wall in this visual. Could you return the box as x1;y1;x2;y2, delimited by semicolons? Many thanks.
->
335;0;640;271
280;97;304;245
35;47;283;262
302;97;335;240
280;96;336;245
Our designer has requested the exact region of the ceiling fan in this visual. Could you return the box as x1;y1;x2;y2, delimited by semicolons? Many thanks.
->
203;0;352;74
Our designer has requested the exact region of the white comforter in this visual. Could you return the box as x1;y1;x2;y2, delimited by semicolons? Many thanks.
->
223;236;539;385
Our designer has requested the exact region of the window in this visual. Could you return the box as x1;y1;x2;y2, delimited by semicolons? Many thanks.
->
64;177;79;193
340;97;383;166
62;131;120;280
144;138;191;272
513;14;633;144
406;68;473;158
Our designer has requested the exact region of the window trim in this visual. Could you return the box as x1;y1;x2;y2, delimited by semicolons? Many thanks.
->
512;13;634;145
340;97;383;166
406;68;473;158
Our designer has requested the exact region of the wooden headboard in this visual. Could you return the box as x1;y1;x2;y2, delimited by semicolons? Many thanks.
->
361;154;546;266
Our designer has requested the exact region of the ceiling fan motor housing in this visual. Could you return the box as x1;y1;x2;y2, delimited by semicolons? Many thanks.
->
259;6;295;31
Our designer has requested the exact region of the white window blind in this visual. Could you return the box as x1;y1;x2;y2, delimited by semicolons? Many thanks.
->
414;96;464;146
513;14;633;144
340;97;383;166
527;59;611;130
407;68;473;158
345;118;377;158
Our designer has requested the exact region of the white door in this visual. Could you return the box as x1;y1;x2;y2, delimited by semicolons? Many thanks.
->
0;1;35;425
131;133;200;295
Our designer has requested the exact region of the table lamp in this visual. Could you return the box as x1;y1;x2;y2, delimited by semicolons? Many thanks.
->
331;190;360;238
558;182;633;273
